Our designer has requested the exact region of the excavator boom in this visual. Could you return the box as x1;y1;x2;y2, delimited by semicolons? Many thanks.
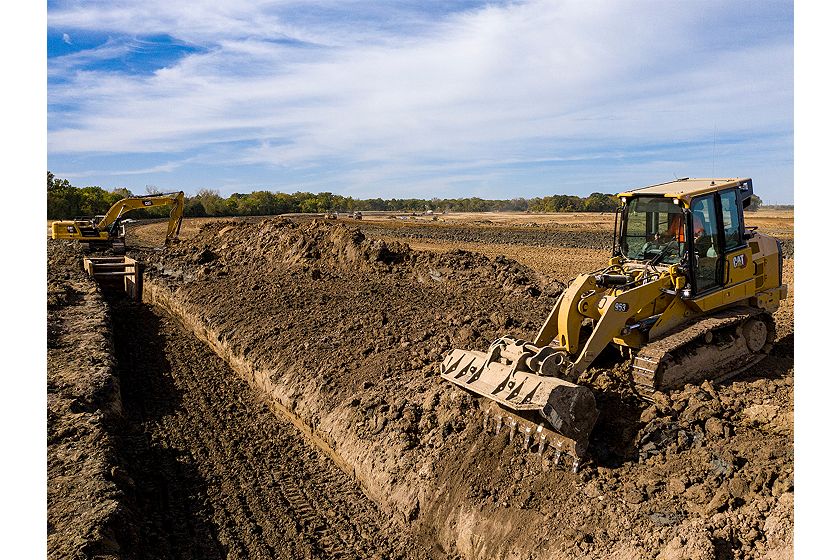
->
96;192;184;240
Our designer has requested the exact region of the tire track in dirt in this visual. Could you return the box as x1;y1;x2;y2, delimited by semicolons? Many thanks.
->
111;300;422;560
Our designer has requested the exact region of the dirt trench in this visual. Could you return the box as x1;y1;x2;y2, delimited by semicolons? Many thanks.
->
109;298;425;560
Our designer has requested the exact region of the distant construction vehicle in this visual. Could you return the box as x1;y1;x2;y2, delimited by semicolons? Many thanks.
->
440;178;787;469
51;191;185;253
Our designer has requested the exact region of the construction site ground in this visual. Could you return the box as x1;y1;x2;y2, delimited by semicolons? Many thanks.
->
48;209;793;560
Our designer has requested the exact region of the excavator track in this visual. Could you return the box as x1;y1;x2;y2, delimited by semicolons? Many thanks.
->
631;306;776;399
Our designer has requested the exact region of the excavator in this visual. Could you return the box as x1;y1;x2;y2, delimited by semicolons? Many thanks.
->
440;178;787;469
51;191;185;253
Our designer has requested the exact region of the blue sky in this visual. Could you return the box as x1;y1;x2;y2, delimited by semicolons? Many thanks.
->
47;0;793;202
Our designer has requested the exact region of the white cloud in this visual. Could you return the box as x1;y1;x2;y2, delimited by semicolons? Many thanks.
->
48;0;793;199
62;33;72;44
55;160;188;179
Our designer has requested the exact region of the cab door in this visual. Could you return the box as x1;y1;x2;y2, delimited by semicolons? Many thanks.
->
689;194;723;293
719;188;752;286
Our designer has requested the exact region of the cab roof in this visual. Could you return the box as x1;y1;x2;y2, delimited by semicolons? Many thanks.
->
618;178;751;203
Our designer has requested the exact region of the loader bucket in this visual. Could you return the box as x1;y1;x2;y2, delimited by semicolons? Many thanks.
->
440;343;598;460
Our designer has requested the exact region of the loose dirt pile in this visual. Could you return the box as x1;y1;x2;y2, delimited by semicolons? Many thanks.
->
134;218;793;559
47;242;128;559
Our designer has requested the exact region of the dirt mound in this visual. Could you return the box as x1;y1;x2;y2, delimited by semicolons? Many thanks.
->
156;218;559;297
164;218;411;273
133;219;792;559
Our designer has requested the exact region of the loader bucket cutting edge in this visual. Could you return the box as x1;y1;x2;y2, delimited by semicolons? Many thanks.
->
480;403;586;470
440;347;599;459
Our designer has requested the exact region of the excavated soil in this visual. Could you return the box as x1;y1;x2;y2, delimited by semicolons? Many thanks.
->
125;218;793;559
355;222;615;252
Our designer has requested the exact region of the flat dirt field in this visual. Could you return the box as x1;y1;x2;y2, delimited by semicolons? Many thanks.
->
48;209;793;559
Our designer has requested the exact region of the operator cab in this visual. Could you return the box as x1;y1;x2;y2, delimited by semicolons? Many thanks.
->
616;178;753;296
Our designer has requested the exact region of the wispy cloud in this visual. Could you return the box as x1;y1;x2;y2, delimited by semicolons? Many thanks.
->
55;159;189;179
47;0;794;201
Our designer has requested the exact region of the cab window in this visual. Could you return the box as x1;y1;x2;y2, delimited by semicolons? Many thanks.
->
620;196;685;264
719;189;743;250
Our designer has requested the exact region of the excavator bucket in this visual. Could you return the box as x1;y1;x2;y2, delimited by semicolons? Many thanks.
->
440;337;598;467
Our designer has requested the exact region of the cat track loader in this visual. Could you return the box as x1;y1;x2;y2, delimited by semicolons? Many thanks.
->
440;178;787;469
51;192;184;253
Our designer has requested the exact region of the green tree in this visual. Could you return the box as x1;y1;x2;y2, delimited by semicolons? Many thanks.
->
298;196;321;213
48;170;634;219
241;190;279;215
314;192;335;212
195;189;227;216
184;197;206;217
47;172;81;218
582;192;620;212
224;196;242;215
78;186;113;216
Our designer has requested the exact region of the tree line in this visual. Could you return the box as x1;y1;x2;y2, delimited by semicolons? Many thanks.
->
46;171;633;220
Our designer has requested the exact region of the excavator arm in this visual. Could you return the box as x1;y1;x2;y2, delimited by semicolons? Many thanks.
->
97;191;184;243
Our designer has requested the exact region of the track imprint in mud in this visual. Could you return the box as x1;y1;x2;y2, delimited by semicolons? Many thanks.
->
111;300;422;560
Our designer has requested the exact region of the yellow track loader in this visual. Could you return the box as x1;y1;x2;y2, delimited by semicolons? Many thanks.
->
440;178;787;469
51;191;185;253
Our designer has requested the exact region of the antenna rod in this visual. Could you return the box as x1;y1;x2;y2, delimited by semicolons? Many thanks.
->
712;124;717;176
